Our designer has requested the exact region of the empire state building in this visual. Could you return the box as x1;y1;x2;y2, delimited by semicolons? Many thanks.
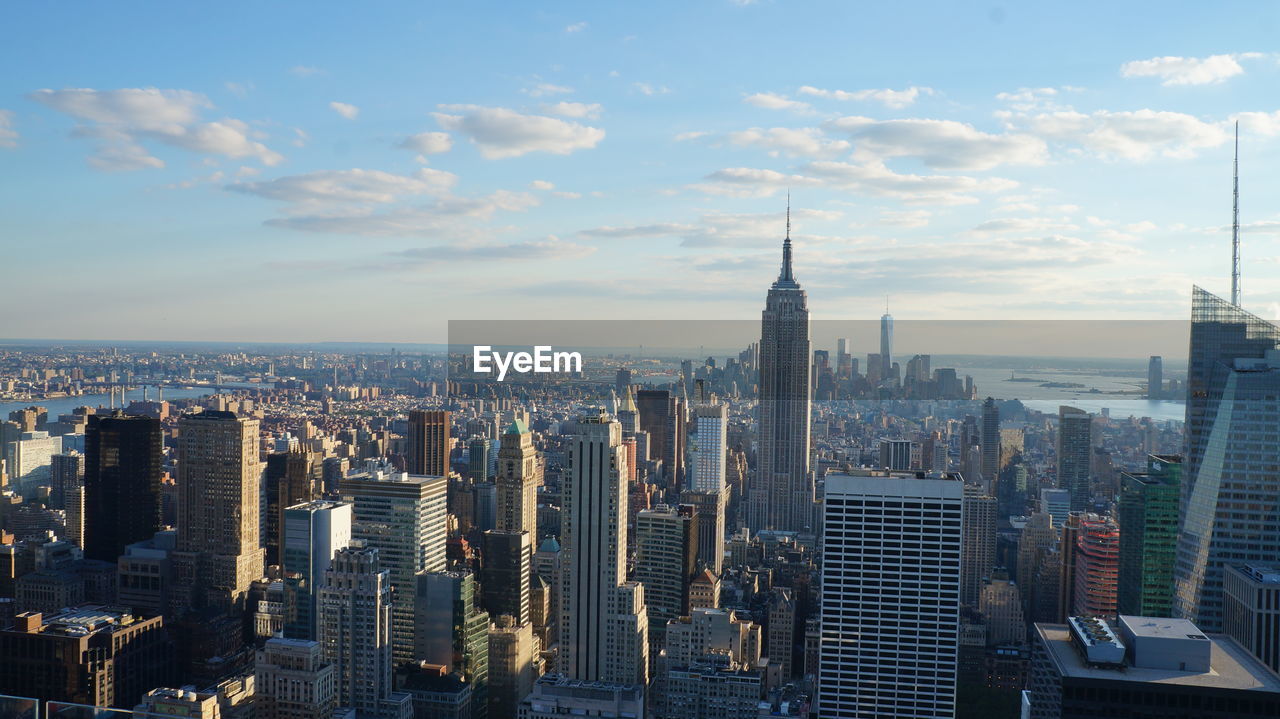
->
749;211;813;533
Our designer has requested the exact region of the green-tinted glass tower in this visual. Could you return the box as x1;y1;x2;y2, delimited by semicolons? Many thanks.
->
1118;454;1182;617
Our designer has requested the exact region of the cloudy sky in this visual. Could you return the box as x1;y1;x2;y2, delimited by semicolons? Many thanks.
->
4;1;1280;343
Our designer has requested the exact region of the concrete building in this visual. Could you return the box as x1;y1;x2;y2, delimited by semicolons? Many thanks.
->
414;570;489;717
1057;407;1092;512
173;410;264;612
1026;615;1280;718
1072;516;1119;619
406;409;450;477
339;469;447;663
0;605;174;708
635;504;698;653
1223;563;1280;674
560;412;649;686
316;545;411;719
496;419;540;537
488;615;538;719
281;500;352;640
254;637;339;719
961;484;997;607
516;675;644;718
818;470;963;719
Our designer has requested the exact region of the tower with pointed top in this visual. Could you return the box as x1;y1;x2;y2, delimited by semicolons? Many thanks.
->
879;299;894;389
1232;120;1241;306
748;207;813;534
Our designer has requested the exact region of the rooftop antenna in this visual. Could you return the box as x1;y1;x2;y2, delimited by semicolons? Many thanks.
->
786;190;791;239
1231;120;1240;306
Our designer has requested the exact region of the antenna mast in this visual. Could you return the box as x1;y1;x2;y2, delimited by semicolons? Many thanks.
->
1232;121;1240;306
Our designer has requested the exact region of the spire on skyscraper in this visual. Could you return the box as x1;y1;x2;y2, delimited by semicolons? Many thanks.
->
1232;120;1240;306
776;195;798;288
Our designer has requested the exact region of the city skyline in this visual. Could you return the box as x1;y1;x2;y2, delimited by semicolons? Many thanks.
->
5;2;1280;342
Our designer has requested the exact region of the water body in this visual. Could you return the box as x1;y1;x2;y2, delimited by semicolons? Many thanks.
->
0;387;213;420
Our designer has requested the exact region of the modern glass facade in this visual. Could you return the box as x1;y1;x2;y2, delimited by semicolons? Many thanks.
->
1118;455;1182;617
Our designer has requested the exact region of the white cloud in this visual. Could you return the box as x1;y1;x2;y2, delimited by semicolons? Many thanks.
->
542;101;602;119
529;180;555;190
289;65;323;77
261;190;540;236
523;82;574;98
329;101;359;119
1121;53;1263;86
433;104;605;159
292;128;309;147
879;209;931;228
743;92;813;114
1235;110;1280;136
399;131;453;155
565;21;587;33
674;131;709;142
227;168;458;208
396;236;594;263
824;116;1048;170
579;223;698;239
30;87;284;170
802;160;1018;205
727;127;851;158
0;110;17;148
1018;109;1228;160
633;82;671;96
798;85;934;109
691;167;823;197
968;216;1078;234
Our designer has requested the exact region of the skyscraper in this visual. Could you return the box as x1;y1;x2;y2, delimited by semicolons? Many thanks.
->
980;397;999;488
49;450;83;511
751;217;812;534
174;410;264;610
635;504;698;654
84;412;162;563
1147;355;1164;399
1072;515;1120;619
317;545;412;719
407;409;450;477
636;389;685;486
414;570;490;718
961;484;997;607
254;637;339;719
560;411;649;685
480;529;532;625
1057;406;1092;512
818;471;962;718
689;403;727;493
1117;455;1181;617
1173;287;1280;631
265;450;323;567
879;304;893;387
495;419;539;536
282;500;353;640
339;470;448;663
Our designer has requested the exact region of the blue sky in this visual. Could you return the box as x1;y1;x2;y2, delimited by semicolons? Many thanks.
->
3;1;1280;342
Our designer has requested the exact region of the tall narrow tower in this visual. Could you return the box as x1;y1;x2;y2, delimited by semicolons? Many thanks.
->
750;205;813;534
1232;121;1240;306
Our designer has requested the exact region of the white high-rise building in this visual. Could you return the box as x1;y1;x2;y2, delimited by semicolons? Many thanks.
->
689;404;727;493
1040;487;1071;528
283;500;353;640
560;411;649;686
339;470;447;663
317;544;412;719
819;470;963;719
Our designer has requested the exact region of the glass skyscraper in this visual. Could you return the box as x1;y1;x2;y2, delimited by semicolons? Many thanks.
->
1173;286;1280;630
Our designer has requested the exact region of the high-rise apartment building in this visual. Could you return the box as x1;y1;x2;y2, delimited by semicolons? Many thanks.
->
173;410;264;611
317;545;412;719
818;470;963;718
406;409;450;477
282;500;352;640
496;419;539;536
1117;455;1181;617
751;226;812;534
560;411;649;686
1057;406;1092;512
84;412;162;563
49;450;83;511
265;450;323;567
1174;287;1280;631
339;470;448;663
678;488;725;574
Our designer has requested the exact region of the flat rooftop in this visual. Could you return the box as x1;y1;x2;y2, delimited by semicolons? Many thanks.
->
1036;624;1280;692
1120;616;1207;641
